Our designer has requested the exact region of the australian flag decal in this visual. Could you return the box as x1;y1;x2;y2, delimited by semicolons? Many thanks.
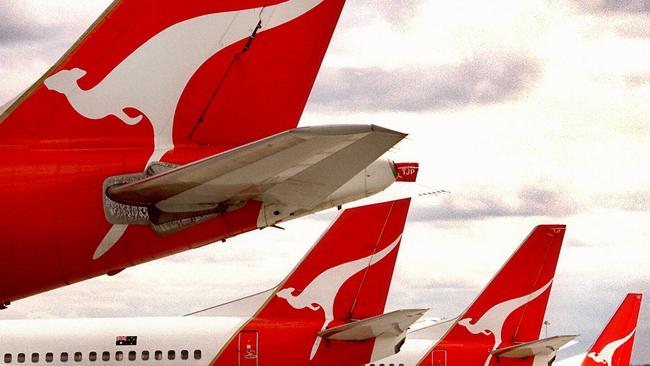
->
116;336;137;346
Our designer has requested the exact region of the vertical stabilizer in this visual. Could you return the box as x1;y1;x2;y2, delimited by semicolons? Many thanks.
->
214;198;412;365
418;225;566;366
583;293;642;366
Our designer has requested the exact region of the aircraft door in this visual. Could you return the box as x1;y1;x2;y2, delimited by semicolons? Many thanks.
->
238;331;258;366
430;350;447;366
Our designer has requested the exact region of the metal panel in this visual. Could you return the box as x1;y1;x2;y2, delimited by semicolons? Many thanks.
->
238;331;259;366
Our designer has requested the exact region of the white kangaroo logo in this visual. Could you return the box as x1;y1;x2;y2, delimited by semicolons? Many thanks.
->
587;329;636;365
44;0;325;259
276;234;402;360
458;279;553;366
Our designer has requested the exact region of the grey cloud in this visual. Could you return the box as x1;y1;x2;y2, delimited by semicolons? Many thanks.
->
599;191;650;211
410;186;579;222
309;54;540;112
574;0;650;13
0;3;56;45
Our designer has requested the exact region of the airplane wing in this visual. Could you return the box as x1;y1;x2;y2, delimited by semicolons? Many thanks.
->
106;124;406;225
492;335;579;358
318;309;427;341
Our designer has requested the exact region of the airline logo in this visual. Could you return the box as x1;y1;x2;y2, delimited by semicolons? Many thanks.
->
44;0;324;165
276;234;402;360
457;279;554;366
587;329;636;365
44;0;326;259
395;162;419;182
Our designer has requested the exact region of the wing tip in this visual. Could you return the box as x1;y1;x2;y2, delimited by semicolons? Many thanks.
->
295;124;407;138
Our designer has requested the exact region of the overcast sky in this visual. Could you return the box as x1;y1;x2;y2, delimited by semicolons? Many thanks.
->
1;0;649;363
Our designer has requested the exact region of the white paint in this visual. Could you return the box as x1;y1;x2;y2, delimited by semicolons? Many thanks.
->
276;234;402;360
587;329;636;365
259;158;398;227
93;224;128;260
44;0;325;259
0;316;242;366
45;0;324;164
553;352;587;366
457;279;554;366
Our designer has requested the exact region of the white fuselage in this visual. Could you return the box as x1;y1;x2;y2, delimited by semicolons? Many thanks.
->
552;353;585;366
0;290;276;366
0;317;243;366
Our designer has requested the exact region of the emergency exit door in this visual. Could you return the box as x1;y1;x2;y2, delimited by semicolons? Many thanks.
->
238;331;259;366
430;350;447;366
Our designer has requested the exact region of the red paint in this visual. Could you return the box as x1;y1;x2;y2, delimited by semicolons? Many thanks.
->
583;293;642;366
0;0;345;303
212;199;411;366
416;225;566;366
395;162;419;182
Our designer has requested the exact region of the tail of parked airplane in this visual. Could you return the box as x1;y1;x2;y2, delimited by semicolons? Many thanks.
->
582;293;642;366
419;225;566;366
211;198;420;365
0;0;345;162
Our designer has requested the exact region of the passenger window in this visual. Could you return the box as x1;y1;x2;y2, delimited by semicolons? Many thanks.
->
74;352;82;362
31;353;39;363
17;354;25;363
141;351;149;361
181;350;188;360
128;351;136;361
193;350;201;360
102;352;110;362
45;353;53;363
167;351;175;361
115;351;123;361
4;354;11;363
88;352;97;362
60;353;68;362
154;351;162;361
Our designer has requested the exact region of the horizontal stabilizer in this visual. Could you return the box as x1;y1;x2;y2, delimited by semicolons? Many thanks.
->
492;335;579;358
184;288;275;318
318;309;427;341
408;316;458;339
107;124;405;215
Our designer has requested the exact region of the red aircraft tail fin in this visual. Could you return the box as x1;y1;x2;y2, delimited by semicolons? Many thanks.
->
418;225;566;366
214;198;411;365
583;293;642;366
0;0;345;160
